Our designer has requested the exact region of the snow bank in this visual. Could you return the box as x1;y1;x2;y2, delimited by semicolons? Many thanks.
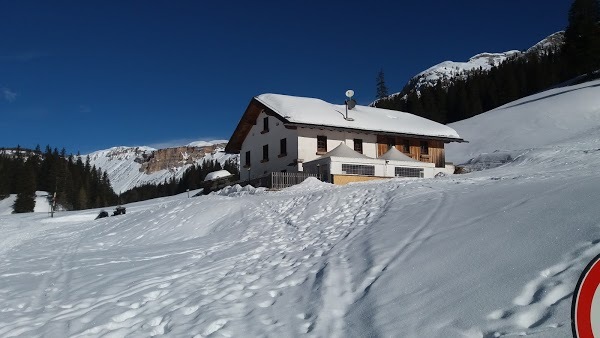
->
210;184;267;197
278;176;333;194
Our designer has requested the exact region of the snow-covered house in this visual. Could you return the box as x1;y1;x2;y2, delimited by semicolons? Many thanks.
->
225;93;465;184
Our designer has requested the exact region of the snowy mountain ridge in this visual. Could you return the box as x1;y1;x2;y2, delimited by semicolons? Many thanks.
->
412;50;521;88
374;31;564;105
87;140;236;193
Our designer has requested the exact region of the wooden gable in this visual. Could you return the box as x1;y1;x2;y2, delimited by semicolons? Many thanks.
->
224;98;289;154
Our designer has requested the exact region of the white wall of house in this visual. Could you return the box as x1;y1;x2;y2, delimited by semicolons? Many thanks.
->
296;127;377;170
239;118;456;181
426;164;455;177
240;111;298;180
302;156;454;179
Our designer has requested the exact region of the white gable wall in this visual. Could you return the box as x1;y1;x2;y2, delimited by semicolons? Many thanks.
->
240;111;299;180
297;127;377;170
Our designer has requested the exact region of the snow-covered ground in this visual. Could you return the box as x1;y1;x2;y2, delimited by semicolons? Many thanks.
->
0;191;52;215
1;80;599;337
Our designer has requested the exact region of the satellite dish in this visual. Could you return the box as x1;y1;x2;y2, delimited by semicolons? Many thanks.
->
345;89;354;98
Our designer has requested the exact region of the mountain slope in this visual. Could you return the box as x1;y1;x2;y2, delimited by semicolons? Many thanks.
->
1;81;599;337
87;141;235;193
447;79;600;164
373;31;564;105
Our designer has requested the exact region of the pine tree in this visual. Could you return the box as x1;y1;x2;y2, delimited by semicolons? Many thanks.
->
563;0;600;76
376;69;389;100
13;160;36;213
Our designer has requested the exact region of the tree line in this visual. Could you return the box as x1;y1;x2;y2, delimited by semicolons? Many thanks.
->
0;145;117;213
374;0;600;124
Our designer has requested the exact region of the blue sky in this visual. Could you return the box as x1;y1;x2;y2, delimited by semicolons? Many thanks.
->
0;1;570;154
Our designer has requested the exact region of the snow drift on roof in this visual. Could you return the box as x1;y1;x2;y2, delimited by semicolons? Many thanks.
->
319;142;372;159
378;147;419;162
204;170;233;182
255;94;462;140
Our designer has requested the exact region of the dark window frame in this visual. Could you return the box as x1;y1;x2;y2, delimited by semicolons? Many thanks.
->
245;151;251;167
261;117;269;133
317;135;327;153
354;138;363;154
279;138;287;157
402;139;410;153
420;141;429;155
341;163;375;176
262;144;269;162
387;136;395;150
395;167;424;178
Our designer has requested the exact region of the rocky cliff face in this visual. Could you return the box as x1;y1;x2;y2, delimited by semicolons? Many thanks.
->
138;144;225;174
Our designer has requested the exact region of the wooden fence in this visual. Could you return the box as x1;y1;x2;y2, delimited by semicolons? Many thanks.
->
201;172;321;194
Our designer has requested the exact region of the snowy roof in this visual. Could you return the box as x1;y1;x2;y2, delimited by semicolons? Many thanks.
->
378;147;419;162
319;142;372;159
255;94;463;140
204;170;233;182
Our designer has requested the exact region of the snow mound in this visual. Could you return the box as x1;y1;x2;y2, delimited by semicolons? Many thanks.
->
211;184;267;197
279;176;333;193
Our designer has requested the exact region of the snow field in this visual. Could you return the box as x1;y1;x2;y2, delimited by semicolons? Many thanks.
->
1;141;599;337
1;80;600;337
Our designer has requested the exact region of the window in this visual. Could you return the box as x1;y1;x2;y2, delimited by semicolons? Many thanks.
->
245;151;251;167
387;136;395;150
342;164;375;176
262;117;269;133
279;138;287;156
420;141;429;155
262;144;269;162
354;138;363;154
395;167;423;178
402;139;410;153
317;135;327;153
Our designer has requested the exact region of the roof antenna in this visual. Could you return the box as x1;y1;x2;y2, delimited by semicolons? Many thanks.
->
345;89;356;121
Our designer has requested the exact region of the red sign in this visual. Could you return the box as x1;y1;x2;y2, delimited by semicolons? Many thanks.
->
573;253;600;338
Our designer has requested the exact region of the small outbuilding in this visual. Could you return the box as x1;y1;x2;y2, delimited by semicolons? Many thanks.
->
204;170;233;182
